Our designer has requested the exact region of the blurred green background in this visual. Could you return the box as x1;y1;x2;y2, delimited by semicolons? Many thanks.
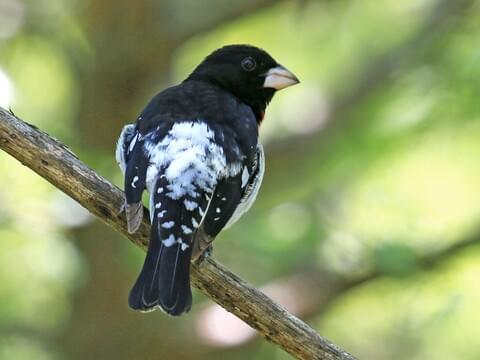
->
1;0;480;359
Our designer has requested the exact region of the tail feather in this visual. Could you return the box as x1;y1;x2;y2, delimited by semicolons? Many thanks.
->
158;241;192;314
128;177;196;316
128;222;192;315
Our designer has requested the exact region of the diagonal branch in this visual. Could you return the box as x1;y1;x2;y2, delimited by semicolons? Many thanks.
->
0;107;356;360
195;230;480;346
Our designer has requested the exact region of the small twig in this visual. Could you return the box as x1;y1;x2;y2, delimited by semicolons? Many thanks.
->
0;107;356;360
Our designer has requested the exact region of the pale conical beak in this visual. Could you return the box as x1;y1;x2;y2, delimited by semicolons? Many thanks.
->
263;65;300;90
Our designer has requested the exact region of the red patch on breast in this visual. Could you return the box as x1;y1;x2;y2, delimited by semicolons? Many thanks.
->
258;111;265;123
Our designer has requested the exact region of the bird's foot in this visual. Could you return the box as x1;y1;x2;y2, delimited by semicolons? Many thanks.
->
193;245;213;266
117;202;126;216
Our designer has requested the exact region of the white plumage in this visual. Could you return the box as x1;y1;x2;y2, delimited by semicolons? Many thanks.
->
143;122;242;200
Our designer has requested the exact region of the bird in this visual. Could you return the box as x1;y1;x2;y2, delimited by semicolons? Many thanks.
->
116;44;299;316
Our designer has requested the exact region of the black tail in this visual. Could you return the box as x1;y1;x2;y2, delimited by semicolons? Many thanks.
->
128;222;192;315
128;178;195;316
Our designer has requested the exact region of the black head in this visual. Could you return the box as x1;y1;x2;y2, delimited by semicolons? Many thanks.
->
186;44;299;122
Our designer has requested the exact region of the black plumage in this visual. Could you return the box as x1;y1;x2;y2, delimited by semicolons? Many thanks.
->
116;44;299;315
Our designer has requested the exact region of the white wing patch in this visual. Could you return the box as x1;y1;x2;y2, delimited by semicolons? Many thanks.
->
161;221;175;229
144;122;242;198
143;121;241;233
177;238;189;251
131;176;139;188
181;225;193;234
162;236;189;251
162;234;176;247
184;199;198;210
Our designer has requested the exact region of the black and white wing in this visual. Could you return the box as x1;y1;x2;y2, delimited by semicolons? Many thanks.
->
192;143;265;259
224;143;264;229
115;123;149;233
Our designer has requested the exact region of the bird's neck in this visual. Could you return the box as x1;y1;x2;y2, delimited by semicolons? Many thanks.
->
248;101;267;125
242;89;275;125
184;76;273;125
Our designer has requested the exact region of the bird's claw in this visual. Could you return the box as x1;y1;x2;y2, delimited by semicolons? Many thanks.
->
117;202;126;216
193;245;213;266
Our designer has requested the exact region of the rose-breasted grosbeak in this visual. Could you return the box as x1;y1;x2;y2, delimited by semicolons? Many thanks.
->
116;44;299;315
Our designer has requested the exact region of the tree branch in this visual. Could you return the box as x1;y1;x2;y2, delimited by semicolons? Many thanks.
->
0;107;356;360
195;226;480;347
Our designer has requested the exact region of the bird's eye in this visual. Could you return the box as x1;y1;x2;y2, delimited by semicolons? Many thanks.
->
241;57;256;72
